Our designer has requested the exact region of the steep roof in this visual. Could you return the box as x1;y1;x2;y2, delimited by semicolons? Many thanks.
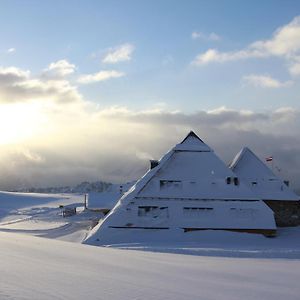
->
105;132;261;212
135;132;257;200
230;147;299;201
174;131;211;152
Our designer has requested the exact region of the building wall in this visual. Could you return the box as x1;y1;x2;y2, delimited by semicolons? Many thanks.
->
264;200;300;227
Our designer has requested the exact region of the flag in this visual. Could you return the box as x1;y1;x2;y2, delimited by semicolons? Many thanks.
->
266;156;273;162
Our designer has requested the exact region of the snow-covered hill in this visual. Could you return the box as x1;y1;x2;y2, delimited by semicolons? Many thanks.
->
0;191;99;242
0;231;300;300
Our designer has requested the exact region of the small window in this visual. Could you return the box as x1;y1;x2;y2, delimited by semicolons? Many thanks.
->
226;177;231;184
183;207;213;217
138;206;169;218
160;180;182;190
233;177;239;186
138;206;158;216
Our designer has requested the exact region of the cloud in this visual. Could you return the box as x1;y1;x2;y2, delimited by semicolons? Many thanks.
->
191;31;221;41
1;102;300;191
192;49;257;65
0;65;81;103
192;16;300;67
77;70;125;84
243;74;293;88
43;59;76;77
289;56;300;75
251;16;300;57
7;48;16;54
0;67;30;83
0;63;300;191
102;43;135;64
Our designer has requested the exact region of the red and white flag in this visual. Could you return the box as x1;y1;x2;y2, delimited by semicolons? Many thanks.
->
265;156;273;162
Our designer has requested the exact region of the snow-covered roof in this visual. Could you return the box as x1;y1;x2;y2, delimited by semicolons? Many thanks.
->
130;131;259;201
230;147;299;201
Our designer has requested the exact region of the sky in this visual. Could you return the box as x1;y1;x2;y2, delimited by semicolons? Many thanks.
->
0;0;300;190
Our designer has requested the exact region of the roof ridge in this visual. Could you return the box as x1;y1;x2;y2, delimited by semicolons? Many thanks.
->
180;131;204;144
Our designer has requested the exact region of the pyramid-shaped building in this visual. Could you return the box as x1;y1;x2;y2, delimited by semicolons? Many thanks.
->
85;132;276;246
230;147;300;226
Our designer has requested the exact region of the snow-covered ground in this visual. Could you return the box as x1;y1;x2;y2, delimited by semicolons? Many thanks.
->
102;228;300;258
0;232;299;300
0;191;101;242
0;191;300;299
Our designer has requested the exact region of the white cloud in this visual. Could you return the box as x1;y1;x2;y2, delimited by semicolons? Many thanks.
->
0;67;30;81
0;65;81;103
1;63;300;190
77;70;125;84
1;104;300;189
191;31;221;41
44;59;76;77
14;79;82;102
250;16;300;57
102;44;135;64
289;56;300;76
7;48;16;54
192;16;300;67
243;74;293;88
192;49;257;65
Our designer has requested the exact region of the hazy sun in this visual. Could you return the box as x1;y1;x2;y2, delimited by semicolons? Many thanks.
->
0;103;46;145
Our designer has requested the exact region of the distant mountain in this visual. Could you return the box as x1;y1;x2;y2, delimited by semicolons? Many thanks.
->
10;180;135;194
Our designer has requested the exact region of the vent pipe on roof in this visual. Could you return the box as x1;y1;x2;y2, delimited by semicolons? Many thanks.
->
150;160;159;169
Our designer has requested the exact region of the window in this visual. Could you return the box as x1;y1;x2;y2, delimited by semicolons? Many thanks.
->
160;180;182;190
138;206;169;218
183;207;213;217
233;177;239;186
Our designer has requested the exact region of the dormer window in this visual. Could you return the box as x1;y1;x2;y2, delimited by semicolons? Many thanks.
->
233;177;239;186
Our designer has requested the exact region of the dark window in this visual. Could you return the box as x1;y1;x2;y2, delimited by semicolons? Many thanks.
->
183;207;214;217
138;206;169;218
233;177;239;186
160;180;182;189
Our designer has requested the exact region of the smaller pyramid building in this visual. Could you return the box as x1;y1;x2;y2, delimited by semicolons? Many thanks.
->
230;147;300;226
85;132;276;246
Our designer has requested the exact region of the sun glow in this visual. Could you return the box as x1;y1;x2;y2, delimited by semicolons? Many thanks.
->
0;103;47;145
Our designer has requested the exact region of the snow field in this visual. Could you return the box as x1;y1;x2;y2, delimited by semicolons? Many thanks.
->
0;232;300;300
